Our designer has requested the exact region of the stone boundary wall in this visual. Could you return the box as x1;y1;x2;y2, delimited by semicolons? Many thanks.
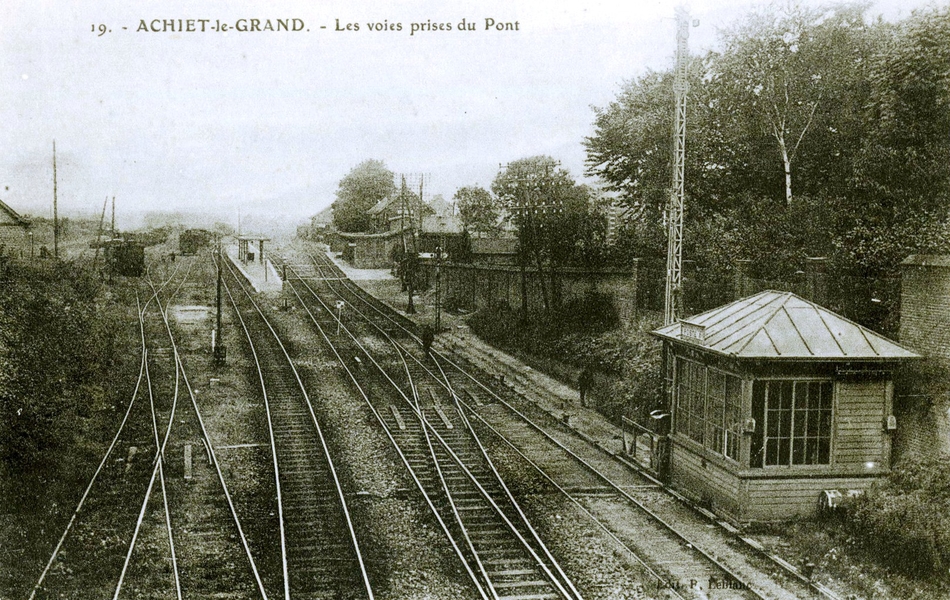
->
898;256;950;458
426;261;639;327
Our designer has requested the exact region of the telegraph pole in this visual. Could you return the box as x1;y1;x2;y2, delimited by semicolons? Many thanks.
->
664;7;694;326
52;141;59;258
500;161;561;323
214;237;227;364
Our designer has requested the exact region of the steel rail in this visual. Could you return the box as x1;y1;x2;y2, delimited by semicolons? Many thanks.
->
299;253;582;599
113;261;196;600
435;353;781;600
416;354;694;598
285;260;577;600
169;252;271;600
221;265;291;600
26;261;185;600
222;254;375;600
392;341;497;599
280;268;491;600
429;356;584;600
464;404;692;600
307;249;819;600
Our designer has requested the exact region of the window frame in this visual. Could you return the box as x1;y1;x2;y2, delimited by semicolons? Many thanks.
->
674;357;743;463
758;378;834;468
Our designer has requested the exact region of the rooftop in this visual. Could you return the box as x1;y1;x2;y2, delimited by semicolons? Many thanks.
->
0;199;30;227
902;254;950;268
652;290;919;361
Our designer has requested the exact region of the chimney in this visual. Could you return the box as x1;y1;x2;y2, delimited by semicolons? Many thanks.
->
805;257;828;306
734;259;752;300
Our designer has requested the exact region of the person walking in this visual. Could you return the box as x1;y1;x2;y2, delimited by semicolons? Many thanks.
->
578;366;594;407
421;325;435;357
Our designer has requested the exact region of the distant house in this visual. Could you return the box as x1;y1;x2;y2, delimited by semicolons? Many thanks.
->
651;290;919;522
0;199;32;258
367;193;432;234
418;213;466;260
300;205;334;241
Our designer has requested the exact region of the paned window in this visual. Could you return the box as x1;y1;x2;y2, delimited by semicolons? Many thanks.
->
759;381;832;467
675;358;742;461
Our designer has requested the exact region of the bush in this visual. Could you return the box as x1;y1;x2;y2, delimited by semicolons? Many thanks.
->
847;454;950;576
0;256;126;475
467;297;663;426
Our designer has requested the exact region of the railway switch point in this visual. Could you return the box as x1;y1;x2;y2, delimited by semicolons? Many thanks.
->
434;406;454;429
390;406;407;430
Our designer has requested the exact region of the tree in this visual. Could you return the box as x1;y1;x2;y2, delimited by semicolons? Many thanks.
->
331;160;396;232
454;186;501;236
853;5;950;223
493;157;604;312
710;2;873;205
584;60;724;261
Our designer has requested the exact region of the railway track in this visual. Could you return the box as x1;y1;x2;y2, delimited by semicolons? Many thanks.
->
273;253;581;600
222;254;373;600
285;248;834;600
28;262;188;599
134;255;268;599
28;253;272;600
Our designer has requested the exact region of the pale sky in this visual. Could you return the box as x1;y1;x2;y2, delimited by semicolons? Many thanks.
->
0;0;937;229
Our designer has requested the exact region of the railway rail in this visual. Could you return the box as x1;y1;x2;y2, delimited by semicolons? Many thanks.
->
27;262;189;599
282;248;835;600
272;253;581;600
222;253;374;600
136;257;268;599
27;254;269;600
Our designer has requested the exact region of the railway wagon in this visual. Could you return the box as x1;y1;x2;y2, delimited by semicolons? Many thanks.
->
108;241;145;277
179;228;213;255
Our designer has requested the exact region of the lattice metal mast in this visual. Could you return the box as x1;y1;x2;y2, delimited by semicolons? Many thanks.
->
664;7;692;325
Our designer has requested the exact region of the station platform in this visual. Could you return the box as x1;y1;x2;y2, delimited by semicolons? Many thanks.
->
226;245;282;293
325;251;394;281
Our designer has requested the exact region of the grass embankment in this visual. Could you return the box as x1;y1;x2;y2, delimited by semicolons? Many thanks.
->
0;255;139;595
465;293;663;425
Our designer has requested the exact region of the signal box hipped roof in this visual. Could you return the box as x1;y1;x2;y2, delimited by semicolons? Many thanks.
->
652;290;919;361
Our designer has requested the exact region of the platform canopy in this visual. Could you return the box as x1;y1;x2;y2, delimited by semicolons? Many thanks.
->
652;290;919;361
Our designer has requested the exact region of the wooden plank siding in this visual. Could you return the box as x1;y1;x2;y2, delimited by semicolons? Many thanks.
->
670;440;743;520
834;381;889;467
743;475;880;522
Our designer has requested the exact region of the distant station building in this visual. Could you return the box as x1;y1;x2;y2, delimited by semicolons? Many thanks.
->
651;291;919;522
0;198;32;257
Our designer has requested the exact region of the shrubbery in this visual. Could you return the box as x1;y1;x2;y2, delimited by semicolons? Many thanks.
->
467;295;663;425
0;256;128;479
846;454;950;576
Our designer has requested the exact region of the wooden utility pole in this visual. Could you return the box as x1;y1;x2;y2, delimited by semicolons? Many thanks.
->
111;196;116;236
52;141;59;258
93;195;108;271
214;237;227;364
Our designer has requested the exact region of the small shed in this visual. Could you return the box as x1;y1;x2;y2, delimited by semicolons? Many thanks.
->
651;291;919;522
237;235;269;264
